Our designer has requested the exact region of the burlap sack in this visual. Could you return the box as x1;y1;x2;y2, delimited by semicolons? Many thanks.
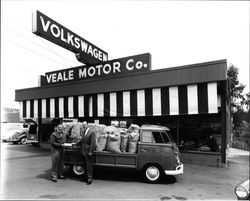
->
104;126;117;134
70;123;82;144
128;132;139;153
128;124;140;133
96;133;108;151
62;123;74;136
88;124;107;140
106;134;121;153
114;128;127;135
120;134;129;153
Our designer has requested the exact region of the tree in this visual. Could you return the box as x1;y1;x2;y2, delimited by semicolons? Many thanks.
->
245;92;250;112
227;64;246;112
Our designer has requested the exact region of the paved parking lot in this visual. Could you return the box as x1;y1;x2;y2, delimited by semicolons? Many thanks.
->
0;142;249;200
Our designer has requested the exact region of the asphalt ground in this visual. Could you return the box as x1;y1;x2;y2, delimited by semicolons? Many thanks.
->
0;142;249;200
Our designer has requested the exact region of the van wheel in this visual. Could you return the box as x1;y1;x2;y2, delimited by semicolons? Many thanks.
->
143;164;161;183
72;165;85;176
20;137;27;144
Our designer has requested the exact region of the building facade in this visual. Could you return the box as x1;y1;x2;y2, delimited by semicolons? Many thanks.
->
15;59;230;166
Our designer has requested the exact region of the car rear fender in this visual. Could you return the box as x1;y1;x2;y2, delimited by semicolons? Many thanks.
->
18;133;27;139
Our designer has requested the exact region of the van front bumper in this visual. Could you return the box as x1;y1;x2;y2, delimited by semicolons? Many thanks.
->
164;163;184;175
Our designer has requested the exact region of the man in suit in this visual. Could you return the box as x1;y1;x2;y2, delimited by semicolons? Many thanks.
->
80;122;97;185
50;124;65;182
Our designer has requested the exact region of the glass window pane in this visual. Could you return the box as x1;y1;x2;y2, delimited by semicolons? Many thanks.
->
152;132;164;143
161;132;171;143
142;130;154;143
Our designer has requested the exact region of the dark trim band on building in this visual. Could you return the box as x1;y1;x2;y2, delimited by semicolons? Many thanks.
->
20;82;221;119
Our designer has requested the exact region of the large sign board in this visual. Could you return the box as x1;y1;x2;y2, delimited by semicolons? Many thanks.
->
40;53;151;86
32;10;108;65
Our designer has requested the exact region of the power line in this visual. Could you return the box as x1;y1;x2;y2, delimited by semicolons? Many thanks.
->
3;16;79;66
38;36;74;67
2;24;76;66
3;37;69;68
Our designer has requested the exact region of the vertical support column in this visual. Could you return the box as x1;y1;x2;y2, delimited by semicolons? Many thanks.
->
221;81;228;164
38;118;42;144
176;118;180;146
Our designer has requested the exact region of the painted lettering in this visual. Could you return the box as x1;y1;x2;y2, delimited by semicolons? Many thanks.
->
40;16;50;32
46;74;52;83
81;41;88;53
87;45;93;56
113;62;121;73
103;64;111;74
79;68;87;78
69;70;74;80
60;28;67;43
74;37;80;49
126;59;134;70
88;67;96;77
57;72;63;81
67;32;74;46
96;65;103;75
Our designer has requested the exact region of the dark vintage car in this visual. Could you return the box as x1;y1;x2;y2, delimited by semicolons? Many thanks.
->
235;179;249;200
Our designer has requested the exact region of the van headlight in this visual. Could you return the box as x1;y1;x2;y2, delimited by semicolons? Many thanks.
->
175;152;181;165
235;185;249;199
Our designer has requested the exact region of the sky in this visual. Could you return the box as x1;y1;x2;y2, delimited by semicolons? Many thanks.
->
1;0;249;109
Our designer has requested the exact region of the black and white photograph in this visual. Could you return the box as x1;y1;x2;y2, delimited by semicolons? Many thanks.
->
1;0;249;200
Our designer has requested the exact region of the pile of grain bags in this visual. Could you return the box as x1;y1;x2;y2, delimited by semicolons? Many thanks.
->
69;123;84;144
61;122;74;143
61;122;141;154
120;132;129;153
88;124;108;152
127;131;140;153
106;133;122;153
96;124;140;154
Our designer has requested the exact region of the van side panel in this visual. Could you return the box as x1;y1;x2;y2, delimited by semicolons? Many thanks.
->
94;152;137;168
137;142;175;171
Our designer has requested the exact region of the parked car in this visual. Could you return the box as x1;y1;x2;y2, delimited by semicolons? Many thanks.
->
9;128;29;144
9;127;29;144
1;123;24;142
235;179;249;200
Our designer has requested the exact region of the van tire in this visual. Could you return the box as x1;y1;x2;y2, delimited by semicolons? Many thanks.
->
72;164;85;176
143;164;162;183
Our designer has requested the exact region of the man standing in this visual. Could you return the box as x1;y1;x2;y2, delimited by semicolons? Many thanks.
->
50;124;65;182
80;122;96;185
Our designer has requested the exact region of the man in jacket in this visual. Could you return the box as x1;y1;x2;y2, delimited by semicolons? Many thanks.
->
50;124;65;182
80;122;97;185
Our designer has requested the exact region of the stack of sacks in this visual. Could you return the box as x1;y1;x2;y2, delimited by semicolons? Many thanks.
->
88;124;108;152
106;132;122;153
70;123;83;144
88;124;106;139
105;126;121;153
62;123;74;143
120;129;129;153
104;126;117;134
96;133;108;151
62;123;74;136
128;124;140;133
127;131;140;153
94;124;141;154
